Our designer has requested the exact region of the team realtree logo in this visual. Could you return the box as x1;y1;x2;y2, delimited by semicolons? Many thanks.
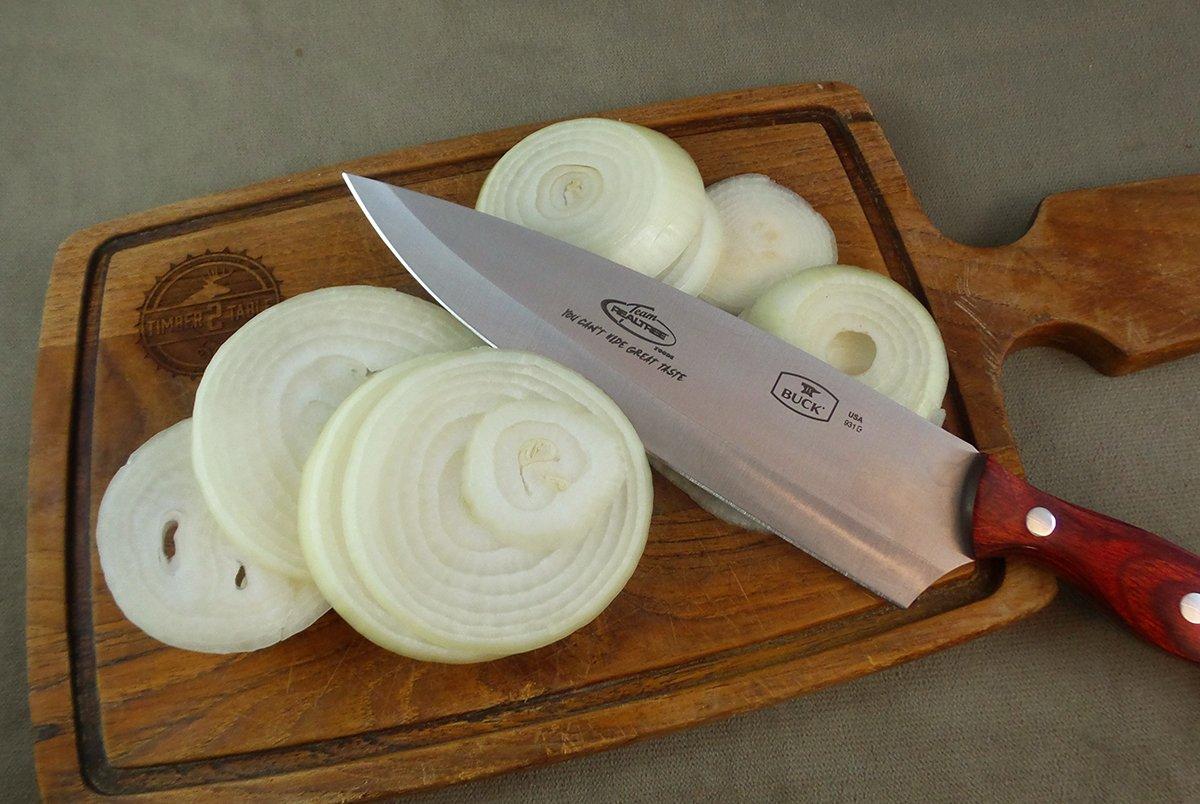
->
138;249;282;375
601;299;677;347
772;372;838;422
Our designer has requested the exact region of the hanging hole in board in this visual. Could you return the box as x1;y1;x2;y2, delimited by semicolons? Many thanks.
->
161;520;178;561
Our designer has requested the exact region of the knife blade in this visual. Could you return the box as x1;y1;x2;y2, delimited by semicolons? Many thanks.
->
344;172;977;606
344;172;1200;661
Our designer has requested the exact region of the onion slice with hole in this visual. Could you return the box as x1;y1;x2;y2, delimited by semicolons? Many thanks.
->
97;420;329;653
657;197;724;296
299;357;487;663
742;264;949;418
475;118;706;283
341;350;652;657
700;174;837;313
193;286;481;578
667;264;949;532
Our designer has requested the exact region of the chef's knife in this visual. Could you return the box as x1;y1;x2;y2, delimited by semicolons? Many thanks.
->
344;173;1200;662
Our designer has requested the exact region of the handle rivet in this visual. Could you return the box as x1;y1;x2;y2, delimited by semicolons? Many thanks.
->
1025;506;1056;537
1181;593;1200;625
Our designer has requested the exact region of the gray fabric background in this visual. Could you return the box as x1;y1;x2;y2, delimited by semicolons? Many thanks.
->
3;1;1198;800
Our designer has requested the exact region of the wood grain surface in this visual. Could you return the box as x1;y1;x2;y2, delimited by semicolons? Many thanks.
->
26;82;1198;800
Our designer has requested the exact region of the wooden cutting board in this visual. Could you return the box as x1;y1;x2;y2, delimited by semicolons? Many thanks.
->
27;82;1200;800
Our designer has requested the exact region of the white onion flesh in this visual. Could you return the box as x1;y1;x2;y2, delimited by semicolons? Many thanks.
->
657;197;724;296
742;265;949;418
340;350;652;657
299;358;486;663
193;286;481;578
700;174;837;313
462;398;626;550
97;420;329;653
475;118;706;283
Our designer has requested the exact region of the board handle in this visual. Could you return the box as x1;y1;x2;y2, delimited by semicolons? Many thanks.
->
891;173;1200;462
971;456;1200;662
1005;174;1200;374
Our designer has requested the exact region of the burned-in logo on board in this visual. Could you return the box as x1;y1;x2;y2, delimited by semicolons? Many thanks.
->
139;249;282;375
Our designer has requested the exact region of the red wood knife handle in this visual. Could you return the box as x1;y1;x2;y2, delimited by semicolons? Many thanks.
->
972;456;1200;662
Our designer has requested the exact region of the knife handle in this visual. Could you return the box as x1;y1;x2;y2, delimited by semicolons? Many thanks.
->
971;456;1200;662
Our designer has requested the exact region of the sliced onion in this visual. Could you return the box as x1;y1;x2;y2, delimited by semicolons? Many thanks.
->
193;286;480;578
657;197;724;296
475;118;706;282
667;265;949;532
341;350;652;657
700;174;837;313
299;357;486;663
97;420;329;653
462;398;625;550
742;264;949;418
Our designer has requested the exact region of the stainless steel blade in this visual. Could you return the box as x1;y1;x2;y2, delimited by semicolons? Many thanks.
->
345;173;982;606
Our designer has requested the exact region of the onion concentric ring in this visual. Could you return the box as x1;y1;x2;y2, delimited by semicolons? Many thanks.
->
476;118;706;282
700;173;837;313
193;285;480;578
299;357;487;662
98;420;329;653
340;350;652;657
742;265;949;418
